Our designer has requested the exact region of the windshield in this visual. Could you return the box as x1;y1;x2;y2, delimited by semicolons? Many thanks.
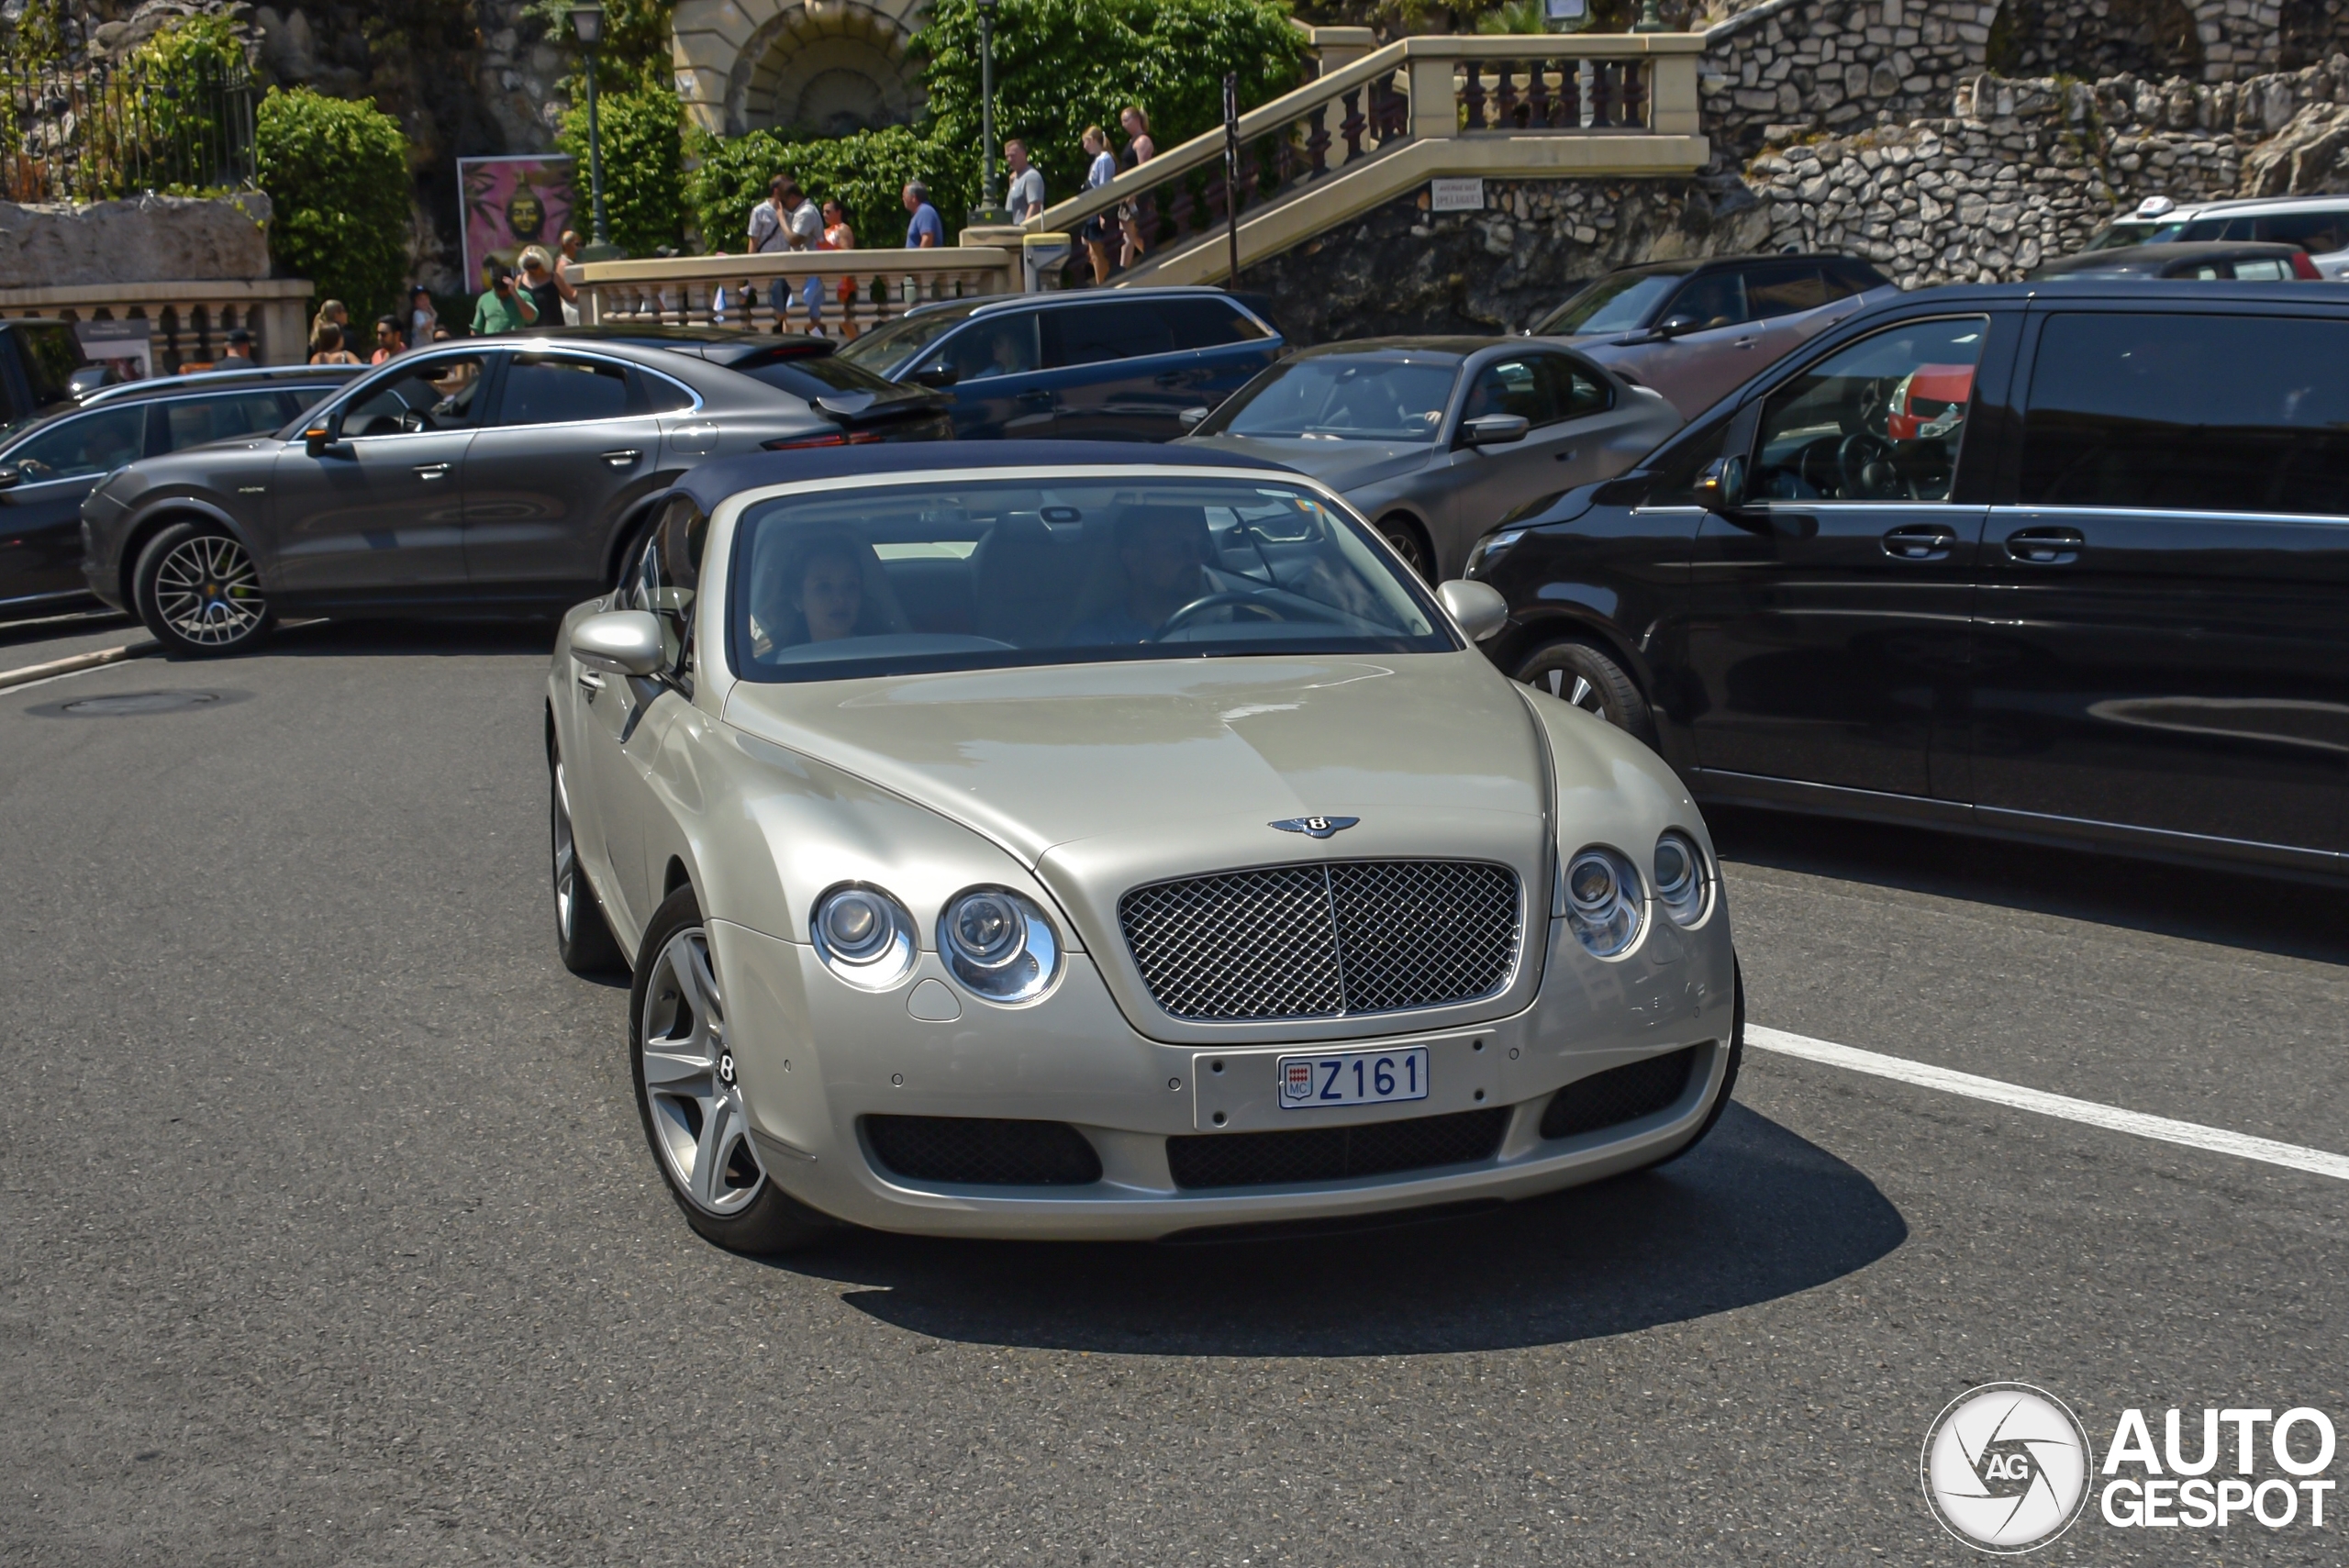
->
1203;358;1459;442
1530;271;1686;335
833;306;976;373
728;476;1453;683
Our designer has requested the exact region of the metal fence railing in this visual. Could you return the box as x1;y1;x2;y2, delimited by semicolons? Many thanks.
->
3;53;259;204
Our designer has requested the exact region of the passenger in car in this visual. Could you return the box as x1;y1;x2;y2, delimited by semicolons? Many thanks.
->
749;533;891;655
1064;505;1215;645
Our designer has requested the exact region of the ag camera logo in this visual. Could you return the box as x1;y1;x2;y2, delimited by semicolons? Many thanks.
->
1921;1384;2094;1553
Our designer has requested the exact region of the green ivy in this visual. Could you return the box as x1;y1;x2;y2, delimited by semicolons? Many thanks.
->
256;87;412;324
557;84;686;257
522;0;678;95
686;123;974;258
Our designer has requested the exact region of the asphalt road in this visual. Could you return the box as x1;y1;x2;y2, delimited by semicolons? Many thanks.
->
2;617;2343;1566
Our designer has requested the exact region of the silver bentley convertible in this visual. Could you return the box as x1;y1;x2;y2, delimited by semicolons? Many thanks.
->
546;443;1743;1252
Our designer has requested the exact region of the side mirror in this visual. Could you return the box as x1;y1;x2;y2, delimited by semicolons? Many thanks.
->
303;422;338;456
1460;414;1531;448
68;365;116;399
0;463;19;491
1693;454;1749;515
1176;406;1209;430
572;609;667;677
911;363;960;388
1654;314;1703;339
1437;579;1509;642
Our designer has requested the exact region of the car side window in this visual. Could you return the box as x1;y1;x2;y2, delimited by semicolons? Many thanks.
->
1463;356;1566;428
340;354;490;437
1664;272;1751;329
934;315;1039;382
1748;315;1988;504
1539;356;1612;420
1041;302;1175;368
6;406;146;481
637;370;696;414
1744;262;1842;319
2018;311;2349;515
494;353;632;427
2255;210;2349;252
161;392;295;452
2229;257;2292;281
1156;297;1267;350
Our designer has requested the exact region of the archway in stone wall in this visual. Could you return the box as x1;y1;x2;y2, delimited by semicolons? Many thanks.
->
731;0;923;136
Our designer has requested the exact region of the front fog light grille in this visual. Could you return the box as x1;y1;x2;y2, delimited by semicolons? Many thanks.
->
863;1116;1102;1186
1166;1106;1509;1190
1539;1046;1701;1140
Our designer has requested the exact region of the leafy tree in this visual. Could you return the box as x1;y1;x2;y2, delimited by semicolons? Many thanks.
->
255;87;412;323
128;15;250;194
522;0;678;94
557;84;686;256
686;123;973;256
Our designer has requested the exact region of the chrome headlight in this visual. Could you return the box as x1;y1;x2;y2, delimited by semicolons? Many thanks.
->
1653;830;1711;928
811;884;917;989
939;886;1060;1003
1564;846;1643;958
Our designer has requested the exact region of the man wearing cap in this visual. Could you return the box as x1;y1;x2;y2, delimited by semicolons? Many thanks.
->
471;262;540;336
219;328;255;364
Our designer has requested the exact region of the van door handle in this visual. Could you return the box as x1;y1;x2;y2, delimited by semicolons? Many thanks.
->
1016;390;1052;407
601;448;641;467
1882;523;1959;561
415;462;450;480
2005;526;2086;564
1153;371;1186;386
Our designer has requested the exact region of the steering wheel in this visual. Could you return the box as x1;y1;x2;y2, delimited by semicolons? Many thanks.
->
1836;432;1908;500
396;409;429;434
1152;588;1348;639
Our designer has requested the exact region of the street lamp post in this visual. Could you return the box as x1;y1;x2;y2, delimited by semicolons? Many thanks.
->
966;0;1011;224
569;0;623;261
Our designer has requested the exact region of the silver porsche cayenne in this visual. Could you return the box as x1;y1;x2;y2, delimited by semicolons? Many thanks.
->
546;446;1742;1252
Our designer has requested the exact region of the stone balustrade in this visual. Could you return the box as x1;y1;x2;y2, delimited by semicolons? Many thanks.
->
567;248;1019;334
0;278;314;369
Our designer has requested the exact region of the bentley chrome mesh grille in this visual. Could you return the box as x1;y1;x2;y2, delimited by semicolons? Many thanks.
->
1118;860;1521;1021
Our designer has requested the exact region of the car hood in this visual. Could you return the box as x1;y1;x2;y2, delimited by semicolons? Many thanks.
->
1180;433;1432;494
720;653;1553;962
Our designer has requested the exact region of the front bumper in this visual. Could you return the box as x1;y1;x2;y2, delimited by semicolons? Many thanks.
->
711;910;1737;1240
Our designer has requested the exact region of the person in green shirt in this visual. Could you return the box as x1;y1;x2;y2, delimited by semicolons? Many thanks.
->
471;263;540;335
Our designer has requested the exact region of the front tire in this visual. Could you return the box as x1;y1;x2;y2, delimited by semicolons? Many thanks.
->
551;749;627;977
631;887;837;1254
133;522;274;658
1515;637;1655;744
1376;514;1435;581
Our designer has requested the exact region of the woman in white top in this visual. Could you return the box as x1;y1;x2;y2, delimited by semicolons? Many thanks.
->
1081;124;1117;284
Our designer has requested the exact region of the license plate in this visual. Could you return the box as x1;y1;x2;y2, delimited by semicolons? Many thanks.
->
1278;1047;1429;1109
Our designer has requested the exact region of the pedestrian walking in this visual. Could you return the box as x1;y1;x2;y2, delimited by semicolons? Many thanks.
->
472;262;539;335
519;246;563;329
309;322;361;364
370;316;405;363
1119;106;1156;269
779;183;826;334
1005;139;1045;221
747;173;796;328
308;299;350;358
821;200;859;332
554;230;584;324
903;182;944;249
407;286;439;345
1080;126;1117;284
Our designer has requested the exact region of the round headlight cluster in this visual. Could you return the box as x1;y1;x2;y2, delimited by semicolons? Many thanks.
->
811;884;917;989
940;887;1060;1003
1653;830;1711;928
1564;847;1643;958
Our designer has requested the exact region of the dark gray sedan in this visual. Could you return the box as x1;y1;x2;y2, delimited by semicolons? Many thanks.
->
1179;338;1681;581
82;334;949;656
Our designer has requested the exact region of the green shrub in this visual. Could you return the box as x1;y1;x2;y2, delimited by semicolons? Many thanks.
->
557;84;685;257
523;0;678;95
687;122;972;255
127;15;250;194
913;0;1307;211
255;87;411;324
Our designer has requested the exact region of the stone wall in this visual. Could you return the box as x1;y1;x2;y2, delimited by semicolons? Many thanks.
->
0;193;273;288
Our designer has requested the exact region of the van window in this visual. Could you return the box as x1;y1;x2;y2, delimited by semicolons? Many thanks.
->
1155;297;1267;350
2019;312;2349;515
1042;302;1174;367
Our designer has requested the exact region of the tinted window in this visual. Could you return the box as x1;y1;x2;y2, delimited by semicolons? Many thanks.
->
1042;302;1175;367
1541;356;1612;420
161;392;295;451
15;324;86;407
1530;271;1683;335
832;305;975;372
1642;418;1731;507
639;370;696;413
2018;312;2349;515
1665;272;1752;329
340;354;489;436
1206;356;1458;442
1156;297;1267;350
931;316;1039;382
1744;262;1844;318
735;349;904;400
1462;356;1557;426
2254;210;2349;252
6;406;146;481
495;354;631;426
1750;316;1988;504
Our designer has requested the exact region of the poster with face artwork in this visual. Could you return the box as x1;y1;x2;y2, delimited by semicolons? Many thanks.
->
459;156;578;289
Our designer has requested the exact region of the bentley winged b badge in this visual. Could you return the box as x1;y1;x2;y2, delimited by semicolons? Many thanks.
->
1271;816;1360;840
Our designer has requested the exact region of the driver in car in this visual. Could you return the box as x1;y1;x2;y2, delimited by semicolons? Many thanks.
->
1065;505;1216;646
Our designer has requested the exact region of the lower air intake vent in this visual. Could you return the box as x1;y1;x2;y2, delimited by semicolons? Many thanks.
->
1539;1047;1702;1140
863;1116;1102;1186
1166;1106;1509;1190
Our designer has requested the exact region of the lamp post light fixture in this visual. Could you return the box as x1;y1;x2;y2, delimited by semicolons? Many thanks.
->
569;0;624;261
1631;0;1670;31
966;0;1012;225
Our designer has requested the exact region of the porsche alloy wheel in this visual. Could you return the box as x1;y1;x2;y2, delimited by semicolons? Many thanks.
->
639;924;766;1218
134;523;274;657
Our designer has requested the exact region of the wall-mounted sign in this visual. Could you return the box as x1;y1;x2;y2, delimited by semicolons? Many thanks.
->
458;155;578;289
1546;0;1588;17
1430;177;1486;213
75;317;152;382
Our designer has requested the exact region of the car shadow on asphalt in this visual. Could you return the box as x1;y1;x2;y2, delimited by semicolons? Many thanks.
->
772;1103;1905;1356
248;617;559;659
1709;805;2349;969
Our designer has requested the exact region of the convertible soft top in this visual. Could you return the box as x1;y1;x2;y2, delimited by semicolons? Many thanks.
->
670;439;1295;515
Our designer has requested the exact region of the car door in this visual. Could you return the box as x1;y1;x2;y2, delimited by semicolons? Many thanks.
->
0;404;147;603
462;350;664;598
1968;306;2349;856
1680;311;2008;800
1431;352;1638;567
1616;270;1766;418
1036;300;1182;439
268;350;490;597
914;312;1051;439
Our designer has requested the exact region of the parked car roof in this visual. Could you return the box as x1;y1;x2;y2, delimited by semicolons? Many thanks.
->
2030;240;2319;279
78;363;367;406
668;439;1291;515
1286;337;1523;361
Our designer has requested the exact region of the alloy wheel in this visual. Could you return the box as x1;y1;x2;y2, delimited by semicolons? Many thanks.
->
638;927;766;1216
1533;665;1607;717
150;534;266;645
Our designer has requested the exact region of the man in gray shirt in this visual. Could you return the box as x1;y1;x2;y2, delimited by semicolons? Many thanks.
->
780;183;825;333
1005;139;1045;221
746;173;795;328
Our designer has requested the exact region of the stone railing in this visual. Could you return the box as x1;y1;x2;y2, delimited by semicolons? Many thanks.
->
0;279;313;368
1029;32;1704;271
569;248;1018;333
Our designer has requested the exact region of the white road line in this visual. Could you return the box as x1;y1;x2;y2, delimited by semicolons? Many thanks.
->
1748;1024;2349;1183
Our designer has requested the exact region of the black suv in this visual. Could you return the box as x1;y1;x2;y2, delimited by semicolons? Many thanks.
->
1467;279;2349;883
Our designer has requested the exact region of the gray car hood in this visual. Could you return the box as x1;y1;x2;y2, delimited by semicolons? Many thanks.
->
1181;433;1432;494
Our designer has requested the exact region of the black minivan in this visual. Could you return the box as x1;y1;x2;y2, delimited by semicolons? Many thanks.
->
1465;280;2349;883
834;286;1284;441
